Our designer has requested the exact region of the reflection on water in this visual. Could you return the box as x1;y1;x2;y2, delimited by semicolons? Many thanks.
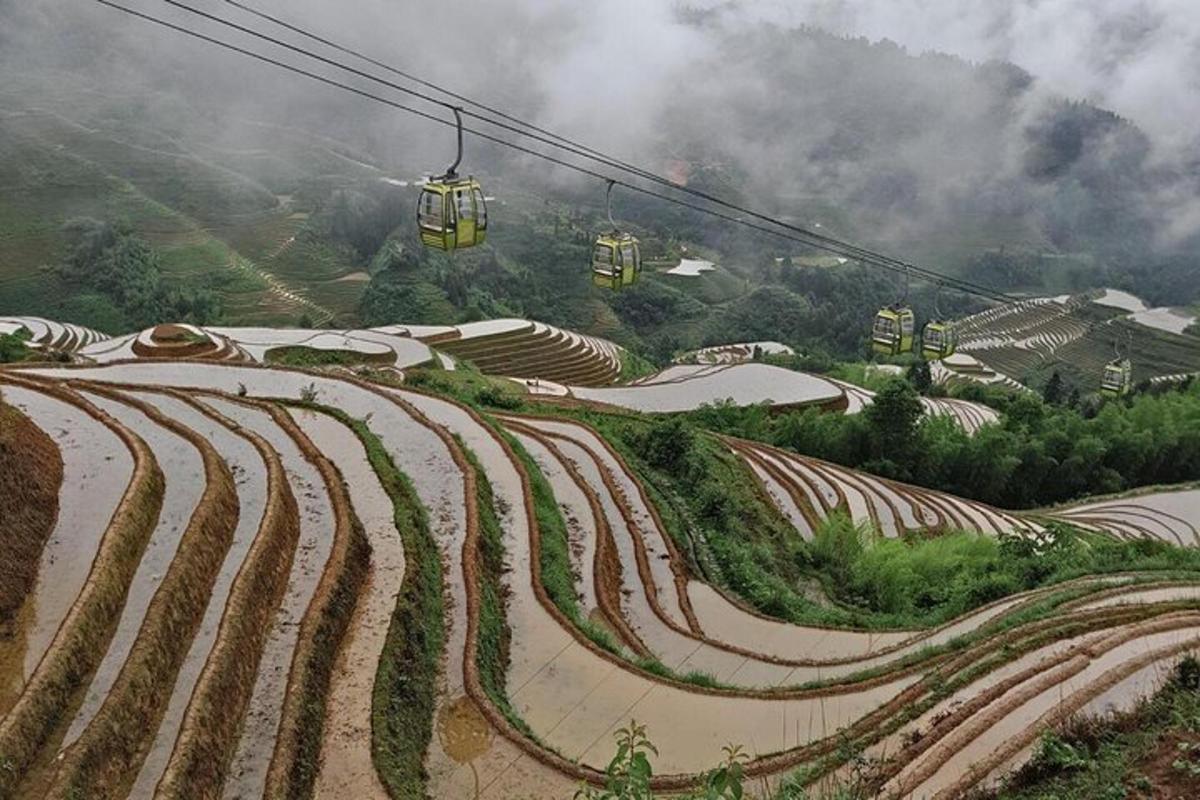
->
438;694;494;764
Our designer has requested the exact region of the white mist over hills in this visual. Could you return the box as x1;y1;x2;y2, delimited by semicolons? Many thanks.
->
699;0;1200;158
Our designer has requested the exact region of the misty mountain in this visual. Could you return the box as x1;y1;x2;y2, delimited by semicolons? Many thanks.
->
648;21;1196;268
0;1;1196;352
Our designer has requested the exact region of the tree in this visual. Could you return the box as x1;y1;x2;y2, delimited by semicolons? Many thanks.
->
636;416;697;477
864;379;924;469
907;360;932;393
1043;371;1065;405
58;218;219;330
0;333;31;363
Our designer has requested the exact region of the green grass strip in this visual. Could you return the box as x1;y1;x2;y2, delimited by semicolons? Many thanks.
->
317;409;444;799
459;441;541;745
492;423;622;655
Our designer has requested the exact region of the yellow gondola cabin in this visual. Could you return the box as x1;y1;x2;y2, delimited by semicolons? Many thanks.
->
592;233;640;290
921;321;956;360
417;178;487;252
873;306;915;356
591;181;642;290
1101;359;1132;397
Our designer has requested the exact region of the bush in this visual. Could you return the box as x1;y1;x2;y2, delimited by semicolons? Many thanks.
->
0;333;32;363
631;416;698;476
475;384;522;410
807;517;1200;623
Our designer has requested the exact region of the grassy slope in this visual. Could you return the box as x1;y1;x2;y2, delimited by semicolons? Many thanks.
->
463;442;542;743
264;346;386;368
0;102;366;329
497;425;622;656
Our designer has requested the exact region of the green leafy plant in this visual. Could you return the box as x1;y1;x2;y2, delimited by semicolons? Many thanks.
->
699;744;750;800
1171;740;1200;777
576;720;658;800
1033;731;1090;773
574;722;751;800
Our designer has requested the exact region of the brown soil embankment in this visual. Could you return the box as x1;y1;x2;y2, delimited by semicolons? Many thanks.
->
153;396;300;800
0;378;164;797
0;397;63;623
262;404;370;800
45;385;239;800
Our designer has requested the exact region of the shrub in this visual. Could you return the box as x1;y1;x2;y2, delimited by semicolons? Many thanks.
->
575;722;748;800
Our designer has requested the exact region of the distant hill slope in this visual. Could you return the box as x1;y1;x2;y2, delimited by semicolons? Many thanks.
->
944;291;1200;390
0;103;375;329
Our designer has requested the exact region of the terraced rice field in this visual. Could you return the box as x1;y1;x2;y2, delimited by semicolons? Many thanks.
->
677;341;795;364
952;293;1200;387
0;316;108;353
392;319;626;386
574;363;844;413
731;439;1036;541
76;323;437;369
613;367;998;434
930;352;1028;391
38;316;623;382
822;377;1001;433
4;341;1200;798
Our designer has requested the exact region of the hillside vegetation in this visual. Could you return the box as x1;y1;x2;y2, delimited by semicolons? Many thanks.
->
689;378;1200;509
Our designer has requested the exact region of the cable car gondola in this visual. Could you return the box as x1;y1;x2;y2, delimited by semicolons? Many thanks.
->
920;285;956;360
417;108;487;252
872;265;915;356
1101;359;1132;397
921;321;956;360
1101;333;1133;397
592;181;641;290
873;305;915;356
